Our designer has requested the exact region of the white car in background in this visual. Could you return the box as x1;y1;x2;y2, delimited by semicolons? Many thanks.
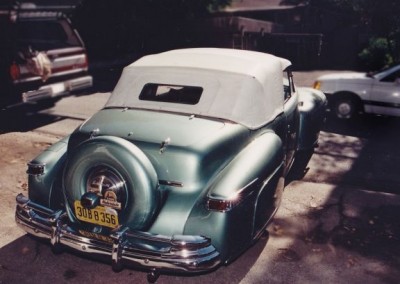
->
313;65;400;119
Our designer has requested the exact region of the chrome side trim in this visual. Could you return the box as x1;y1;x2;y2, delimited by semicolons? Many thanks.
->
15;194;221;273
159;180;183;187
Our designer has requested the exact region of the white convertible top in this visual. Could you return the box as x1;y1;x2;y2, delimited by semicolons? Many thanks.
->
106;48;291;129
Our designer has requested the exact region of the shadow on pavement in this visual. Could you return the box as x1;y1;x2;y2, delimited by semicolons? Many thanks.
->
323;114;400;194
268;184;400;283
0;233;267;283
0;108;65;134
323;112;400;138
259;113;400;283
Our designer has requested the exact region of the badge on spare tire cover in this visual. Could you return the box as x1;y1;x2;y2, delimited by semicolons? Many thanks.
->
101;190;122;210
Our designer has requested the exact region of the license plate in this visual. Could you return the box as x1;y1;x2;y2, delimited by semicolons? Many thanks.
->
74;201;119;228
48;82;66;97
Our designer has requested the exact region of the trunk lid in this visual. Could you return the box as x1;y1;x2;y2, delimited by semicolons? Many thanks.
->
70;108;250;186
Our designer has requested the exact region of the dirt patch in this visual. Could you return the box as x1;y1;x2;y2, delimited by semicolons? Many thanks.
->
0;132;59;247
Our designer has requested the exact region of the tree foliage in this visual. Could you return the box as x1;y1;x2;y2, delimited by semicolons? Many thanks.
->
283;0;400;67
284;0;400;35
358;38;394;70
342;0;400;67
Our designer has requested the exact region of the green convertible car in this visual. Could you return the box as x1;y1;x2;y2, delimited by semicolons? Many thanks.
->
16;48;326;282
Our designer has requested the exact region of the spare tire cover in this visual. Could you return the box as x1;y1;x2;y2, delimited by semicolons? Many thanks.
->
63;136;158;230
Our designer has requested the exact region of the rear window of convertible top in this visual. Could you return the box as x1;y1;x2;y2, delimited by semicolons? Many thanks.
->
139;83;202;105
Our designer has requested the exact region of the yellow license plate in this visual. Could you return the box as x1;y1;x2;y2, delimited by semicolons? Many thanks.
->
74;201;119;228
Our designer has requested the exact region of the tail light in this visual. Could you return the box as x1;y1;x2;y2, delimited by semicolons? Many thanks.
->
27;162;45;176
10;62;20;81
207;198;235;212
207;178;258;212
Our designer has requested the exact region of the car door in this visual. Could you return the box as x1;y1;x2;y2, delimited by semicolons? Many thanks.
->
283;69;299;175
370;68;400;116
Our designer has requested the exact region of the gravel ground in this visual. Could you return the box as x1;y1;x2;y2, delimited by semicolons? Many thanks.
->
0;132;59;247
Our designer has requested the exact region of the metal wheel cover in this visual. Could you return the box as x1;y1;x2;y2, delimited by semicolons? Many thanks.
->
336;101;352;118
86;166;128;210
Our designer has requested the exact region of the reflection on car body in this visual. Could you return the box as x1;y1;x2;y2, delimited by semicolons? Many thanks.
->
15;48;326;282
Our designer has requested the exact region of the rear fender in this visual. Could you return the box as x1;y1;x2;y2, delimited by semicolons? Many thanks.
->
206;131;283;206
184;132;284;261
27;136;69;209
297;87;327;151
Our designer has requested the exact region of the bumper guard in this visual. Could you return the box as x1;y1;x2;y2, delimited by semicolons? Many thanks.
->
15;193;221;274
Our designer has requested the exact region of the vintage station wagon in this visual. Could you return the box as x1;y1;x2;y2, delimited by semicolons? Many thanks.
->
0;4;92;110
16;48;326;282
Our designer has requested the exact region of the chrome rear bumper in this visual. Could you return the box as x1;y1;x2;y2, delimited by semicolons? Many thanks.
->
22;75;93;103
15;194;221;274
